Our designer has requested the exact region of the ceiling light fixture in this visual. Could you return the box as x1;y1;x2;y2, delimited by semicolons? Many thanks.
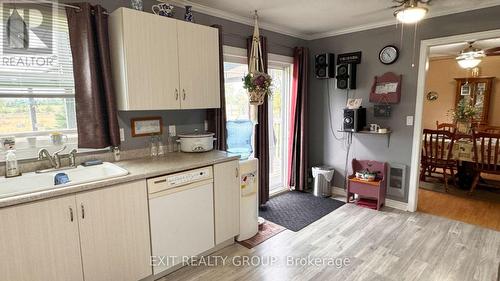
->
456;42;485;69
394;0;428;24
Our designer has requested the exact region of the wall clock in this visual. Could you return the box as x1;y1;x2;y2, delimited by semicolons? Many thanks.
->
379;45;399;65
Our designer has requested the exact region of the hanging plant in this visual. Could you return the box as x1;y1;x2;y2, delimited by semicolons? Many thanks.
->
245;11;272;106
243;71;272;105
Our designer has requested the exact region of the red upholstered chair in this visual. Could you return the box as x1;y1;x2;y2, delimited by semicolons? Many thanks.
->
347;159;387;210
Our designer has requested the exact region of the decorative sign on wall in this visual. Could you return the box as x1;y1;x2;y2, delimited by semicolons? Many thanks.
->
369;72;403;104
374;104;392;118
337;51;362;64
131;117;163;137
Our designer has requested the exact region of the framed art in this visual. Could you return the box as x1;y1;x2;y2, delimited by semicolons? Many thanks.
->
460;83;471;96
131;117;163;137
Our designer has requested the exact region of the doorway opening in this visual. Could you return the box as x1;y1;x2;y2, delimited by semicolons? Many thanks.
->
409;30;500;231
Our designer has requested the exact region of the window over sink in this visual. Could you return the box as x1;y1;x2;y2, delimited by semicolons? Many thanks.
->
0;4;78;161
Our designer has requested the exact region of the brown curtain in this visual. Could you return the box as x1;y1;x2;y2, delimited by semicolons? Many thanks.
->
66;3;120;149
288;47;309;191
207;25;227;150
247;36;269;206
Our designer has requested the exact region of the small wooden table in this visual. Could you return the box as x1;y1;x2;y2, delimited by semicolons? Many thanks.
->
347;177;386;210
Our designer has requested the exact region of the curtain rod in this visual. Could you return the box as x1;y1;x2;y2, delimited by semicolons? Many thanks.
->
35;1;109;15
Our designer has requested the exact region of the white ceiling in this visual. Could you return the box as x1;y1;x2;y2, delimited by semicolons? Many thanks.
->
429;38;500;58
169;0;500;40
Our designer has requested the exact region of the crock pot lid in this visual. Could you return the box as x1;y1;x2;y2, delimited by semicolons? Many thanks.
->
178;132;215;138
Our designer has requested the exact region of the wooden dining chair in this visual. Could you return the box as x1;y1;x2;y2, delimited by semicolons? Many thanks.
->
421;129;457;192
470;131;500;194
436;121;457;133
478;125;500;134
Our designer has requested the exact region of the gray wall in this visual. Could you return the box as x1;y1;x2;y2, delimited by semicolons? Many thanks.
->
63;0;306;150
308;6;500;202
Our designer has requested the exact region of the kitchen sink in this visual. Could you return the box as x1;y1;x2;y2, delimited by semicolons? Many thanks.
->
0;162;129;200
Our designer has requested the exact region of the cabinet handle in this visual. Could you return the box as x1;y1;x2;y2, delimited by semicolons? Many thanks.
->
175;89;179;100
81;203;85;219
182;89;186;100
236;167;239;178
69;207;74;222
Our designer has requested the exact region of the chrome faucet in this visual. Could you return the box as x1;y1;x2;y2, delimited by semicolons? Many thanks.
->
37;146;78;171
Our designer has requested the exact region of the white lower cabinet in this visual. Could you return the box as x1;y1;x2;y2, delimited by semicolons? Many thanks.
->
213;160;240;244
0;196;84;281
77;181;152;281
0;180;152;281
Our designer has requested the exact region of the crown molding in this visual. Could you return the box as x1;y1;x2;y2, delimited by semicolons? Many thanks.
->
168;0;310;39
168;0;500;41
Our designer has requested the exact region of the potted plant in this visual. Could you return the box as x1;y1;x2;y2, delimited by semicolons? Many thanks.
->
242;71;272;105
449;98;479;133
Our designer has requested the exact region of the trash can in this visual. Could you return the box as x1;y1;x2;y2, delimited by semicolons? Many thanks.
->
312;166;334;197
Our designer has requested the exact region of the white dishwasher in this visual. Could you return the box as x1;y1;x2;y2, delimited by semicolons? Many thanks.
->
147;167;215;275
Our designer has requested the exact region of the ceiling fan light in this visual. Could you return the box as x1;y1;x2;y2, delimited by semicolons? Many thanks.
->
457;58;482;69
395;7;428;24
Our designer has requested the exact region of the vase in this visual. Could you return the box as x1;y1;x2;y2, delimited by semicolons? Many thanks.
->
456;121;471;134
131;0;143;11
184;5;194;22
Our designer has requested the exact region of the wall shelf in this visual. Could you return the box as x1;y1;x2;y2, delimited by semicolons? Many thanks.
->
338;130;392;147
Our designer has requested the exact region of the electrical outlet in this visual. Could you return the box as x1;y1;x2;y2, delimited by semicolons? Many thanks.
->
168;125;176;136
406;116;414;126
119;128;125;142
204;120;208;131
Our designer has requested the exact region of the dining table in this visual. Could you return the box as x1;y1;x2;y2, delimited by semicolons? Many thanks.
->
422;134;500;189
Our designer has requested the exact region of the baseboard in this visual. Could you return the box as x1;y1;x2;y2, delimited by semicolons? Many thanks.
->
332;187;408;211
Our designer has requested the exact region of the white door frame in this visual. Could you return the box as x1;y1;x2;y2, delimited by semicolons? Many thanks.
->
407;29;500;212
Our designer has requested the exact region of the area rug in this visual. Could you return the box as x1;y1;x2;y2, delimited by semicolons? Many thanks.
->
237;220;286;249
259;191;345;232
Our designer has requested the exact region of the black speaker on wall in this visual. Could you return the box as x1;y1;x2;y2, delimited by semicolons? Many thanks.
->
315;53;335;79
336;63;357;90
343;107;366;132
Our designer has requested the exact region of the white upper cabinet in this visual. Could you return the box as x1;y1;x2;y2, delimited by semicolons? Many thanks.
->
177;20;221;109
109;8;220;111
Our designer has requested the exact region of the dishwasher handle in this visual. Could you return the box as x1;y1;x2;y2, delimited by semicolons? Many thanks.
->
148;179;213;199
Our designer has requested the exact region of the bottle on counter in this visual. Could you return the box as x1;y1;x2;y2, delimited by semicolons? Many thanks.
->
157;135;165;156
150;135;158;157
5;149;20;178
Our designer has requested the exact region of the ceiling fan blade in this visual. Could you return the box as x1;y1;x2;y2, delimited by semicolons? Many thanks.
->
485;47;500;56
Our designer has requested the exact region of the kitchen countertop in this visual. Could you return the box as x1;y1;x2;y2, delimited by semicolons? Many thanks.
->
0;150;240;208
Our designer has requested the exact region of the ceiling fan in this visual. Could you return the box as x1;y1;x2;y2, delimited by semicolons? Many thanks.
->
392;0;432;24
485;47;500;56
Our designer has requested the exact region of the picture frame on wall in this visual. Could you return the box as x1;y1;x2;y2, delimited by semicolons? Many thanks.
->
131;117;163;137
460;83;471;96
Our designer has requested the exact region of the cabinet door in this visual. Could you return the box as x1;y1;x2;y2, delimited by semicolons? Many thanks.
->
213;160;240;244
110;8;180;110
0;196;83;281
177;21;221;109
76;181;152;281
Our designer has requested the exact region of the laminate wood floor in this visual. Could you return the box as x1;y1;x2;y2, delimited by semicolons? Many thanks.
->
158;203;500;281
418;188;500;231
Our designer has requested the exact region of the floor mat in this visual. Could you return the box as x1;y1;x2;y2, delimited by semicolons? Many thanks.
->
259;191;345;232
237;220;286;249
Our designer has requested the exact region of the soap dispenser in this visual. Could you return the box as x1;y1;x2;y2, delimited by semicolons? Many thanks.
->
5;149;20;178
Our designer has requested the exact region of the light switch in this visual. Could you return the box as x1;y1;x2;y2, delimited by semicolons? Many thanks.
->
168;125;176;136
406;116;414;126
119;128;125;142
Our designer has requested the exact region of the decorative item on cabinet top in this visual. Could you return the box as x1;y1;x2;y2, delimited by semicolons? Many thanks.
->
369;72;402;104
184;5;194;22
152;2;175;17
